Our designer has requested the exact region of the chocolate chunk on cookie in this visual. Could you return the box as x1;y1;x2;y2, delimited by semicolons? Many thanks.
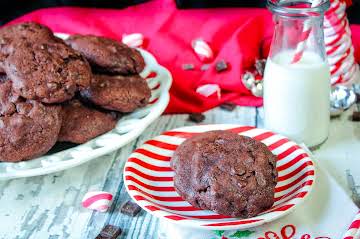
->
66;34;145;74
0;74;21;116
58;100;118;144
170;130;278;218
81;74;151;113
4;41;91;103
0;100;62;162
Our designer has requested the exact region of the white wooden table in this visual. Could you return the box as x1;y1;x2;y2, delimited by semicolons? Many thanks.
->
0;106;359;239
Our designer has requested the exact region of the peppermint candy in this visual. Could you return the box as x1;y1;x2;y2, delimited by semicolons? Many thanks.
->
82;191;113;212
122;33;144;48
191;39;214;62
196;84;221;99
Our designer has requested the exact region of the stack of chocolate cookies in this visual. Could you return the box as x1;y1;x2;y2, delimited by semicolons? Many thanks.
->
0;22;151;163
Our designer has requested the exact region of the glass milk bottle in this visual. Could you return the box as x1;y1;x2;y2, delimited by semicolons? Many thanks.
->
264;0;331;147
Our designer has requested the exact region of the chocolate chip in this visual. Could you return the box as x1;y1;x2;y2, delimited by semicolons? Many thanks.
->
356;93;360;104
182;64;195;70
200;64;211;71
215;60;228;72
120;200;141;216
220;102;236;111
352;111;360;121
255;59;266;76
188;113;205;123
96;225;122;239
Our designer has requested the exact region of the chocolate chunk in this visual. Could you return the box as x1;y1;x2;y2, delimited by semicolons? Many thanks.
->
356;93;360;104
352;111;360;121
220;102;236;111
96;225;122;239
188;113;205;123
120;200;142;216
182;64;195;70
215;60;228;72
255;59;267;76
200;64;211;71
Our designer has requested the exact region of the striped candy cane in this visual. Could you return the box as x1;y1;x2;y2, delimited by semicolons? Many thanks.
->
343;210;360;239
291;0;323;63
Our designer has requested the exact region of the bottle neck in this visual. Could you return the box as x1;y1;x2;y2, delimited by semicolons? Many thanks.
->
268;14;327;63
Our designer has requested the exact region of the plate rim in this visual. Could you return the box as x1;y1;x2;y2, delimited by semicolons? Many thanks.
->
0;34;172;180
123;124;317;230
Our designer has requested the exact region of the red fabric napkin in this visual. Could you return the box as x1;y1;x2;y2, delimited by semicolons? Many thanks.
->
7;0;360;113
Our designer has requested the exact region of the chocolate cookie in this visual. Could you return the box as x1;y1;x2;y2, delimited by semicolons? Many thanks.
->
58;100;118;144
81;74;151;113
0;74;20;116
0;22;57;43
66;34;145;74
170;130;278;218
4;40;92;103
0;22;60;72
0;100;62;162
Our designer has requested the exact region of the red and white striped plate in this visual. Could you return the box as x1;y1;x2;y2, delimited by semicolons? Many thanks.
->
124;125;316;230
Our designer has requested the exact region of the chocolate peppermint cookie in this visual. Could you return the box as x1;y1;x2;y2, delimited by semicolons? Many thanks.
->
58;100;118;144
4;40;92;103
0;22;60;72
81;74;151;113
66;34;145;74
170;130;278;218
0;100;62;162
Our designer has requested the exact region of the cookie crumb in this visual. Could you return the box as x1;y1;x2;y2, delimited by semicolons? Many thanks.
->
96;225;121;239
200;64;211;71
215;60;228;72
352;111;360;121
120;200;142;216
220;102;236;111
182;63;195;70
188;113;205;123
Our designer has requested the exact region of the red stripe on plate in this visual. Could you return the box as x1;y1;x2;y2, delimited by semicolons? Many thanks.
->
277;145;302;160
278;161;314;181
186;214;231;220
82;193;113;208
128;157;172;172
229;126;255;134
204;219;263;227
149;98;158;104
145;140;178;150
268;138;289;151
274;191;308;205
253;132;275;141
128;185;183;201
134;195;201;211
163;131;198;138
266;204;294;213
276;153;308;171
125;166;173;181
125;175;175;191
134;148;171;161
349;219;360;229
274;180;313;202
275;171;314;193
165;215;188;221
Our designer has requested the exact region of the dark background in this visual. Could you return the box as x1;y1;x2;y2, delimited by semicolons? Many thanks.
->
0;0;359;26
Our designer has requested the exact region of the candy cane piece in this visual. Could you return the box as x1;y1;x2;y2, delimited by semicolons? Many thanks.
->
82;191;113;212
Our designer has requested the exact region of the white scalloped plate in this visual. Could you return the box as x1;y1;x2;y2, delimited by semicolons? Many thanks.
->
0;34;172;180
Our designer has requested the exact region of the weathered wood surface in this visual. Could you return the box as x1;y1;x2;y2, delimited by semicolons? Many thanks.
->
0;106;358;239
